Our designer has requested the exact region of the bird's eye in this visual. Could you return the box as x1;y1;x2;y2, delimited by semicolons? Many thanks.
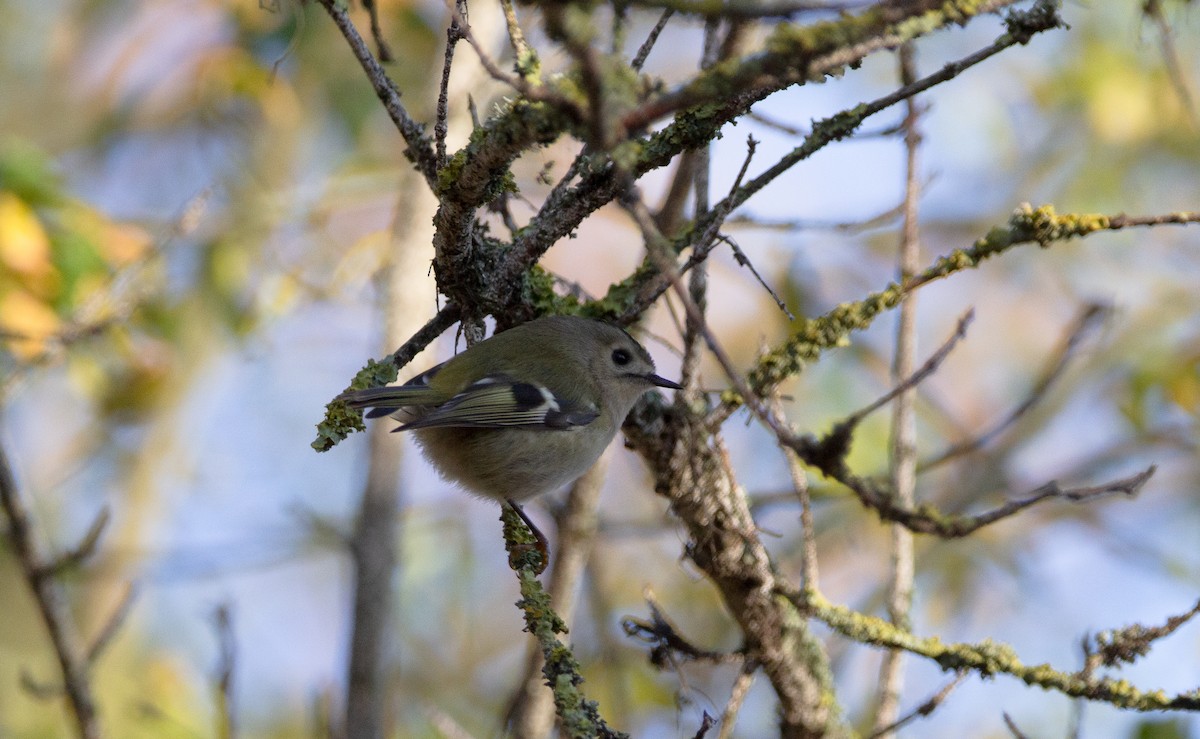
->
611;348;633;366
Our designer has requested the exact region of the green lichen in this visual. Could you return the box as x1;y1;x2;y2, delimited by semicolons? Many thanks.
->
501;505;628;738
310;357;399;452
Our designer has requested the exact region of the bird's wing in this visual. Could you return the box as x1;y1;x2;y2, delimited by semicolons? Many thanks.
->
397;376;599;431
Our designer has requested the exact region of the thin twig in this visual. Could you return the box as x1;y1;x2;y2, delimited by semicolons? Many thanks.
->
361;0;395;61
748;107;922;139
632;8;675;71
1143;0;1199;130
315;0;438;187
212;603;237;739
842;310;975;430
85;582;137;665
921;302;1110;471
0;442;100;739
38;507;110;579
622;0;863;19
720;234;794;319
868;671;967;739
874;43;923;736
716;661;757;739
727;201;905;233
435;0;467;167
1003;713;1032;739
782;426;819;589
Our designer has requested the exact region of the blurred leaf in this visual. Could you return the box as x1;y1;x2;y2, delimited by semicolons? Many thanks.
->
0;287;60;358
0;138;63;205
1129;717;1191;739
0;192;53;277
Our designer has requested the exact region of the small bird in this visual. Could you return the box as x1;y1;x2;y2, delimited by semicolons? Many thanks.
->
339;315;681;504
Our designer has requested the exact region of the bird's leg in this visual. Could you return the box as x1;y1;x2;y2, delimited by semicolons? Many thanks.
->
504;499;549;575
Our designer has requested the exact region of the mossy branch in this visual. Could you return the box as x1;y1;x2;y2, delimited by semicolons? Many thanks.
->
732;205;1200;405
312;304;461;452
500;506;629;739
784;587;1200;712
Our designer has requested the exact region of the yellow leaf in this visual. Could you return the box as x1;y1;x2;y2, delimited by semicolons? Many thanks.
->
0;192;53;276
1089;68;1155;144
0;289;61;359
1167;366;1200;414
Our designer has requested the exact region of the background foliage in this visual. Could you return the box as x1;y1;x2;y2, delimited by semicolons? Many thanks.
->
1;0;1198;737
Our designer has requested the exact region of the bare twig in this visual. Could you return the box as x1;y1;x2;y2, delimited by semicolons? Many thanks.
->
716;659;757;739
449;2;525;91
748;107;922;139
38;508;110;579
85;583;137;665
921;302;1110;471
868;671;967;739
804;454;1157;538
212;603;237;739
726;201;905;233
631;8;675;71
721;234;794;319
314;0;438;187
874;41;922;736
840;310;974;430
435;0;467;167
1003;712;1032;739
0;442;100;739
361;0;395;61
1143;0;1199;129
1083;597;1200;674
622;590;745;667
783;435;819;590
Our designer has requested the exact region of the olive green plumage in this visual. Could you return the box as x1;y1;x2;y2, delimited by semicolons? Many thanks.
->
340;316;679;501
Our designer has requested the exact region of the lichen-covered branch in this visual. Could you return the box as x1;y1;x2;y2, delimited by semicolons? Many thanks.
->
736;205;1200;404
627;409;844;737
785;588;1200;712
500;505;629;739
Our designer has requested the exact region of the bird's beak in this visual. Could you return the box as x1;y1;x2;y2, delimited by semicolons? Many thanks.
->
646;373;682;390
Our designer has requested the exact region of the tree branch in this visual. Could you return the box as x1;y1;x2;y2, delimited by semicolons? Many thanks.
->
0;442;101;739
785;587;1200;712
315;0;439;187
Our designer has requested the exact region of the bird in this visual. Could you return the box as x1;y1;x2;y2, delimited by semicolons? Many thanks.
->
340;314;680;505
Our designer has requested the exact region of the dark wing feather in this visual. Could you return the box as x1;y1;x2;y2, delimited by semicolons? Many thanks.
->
397;377;599;431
